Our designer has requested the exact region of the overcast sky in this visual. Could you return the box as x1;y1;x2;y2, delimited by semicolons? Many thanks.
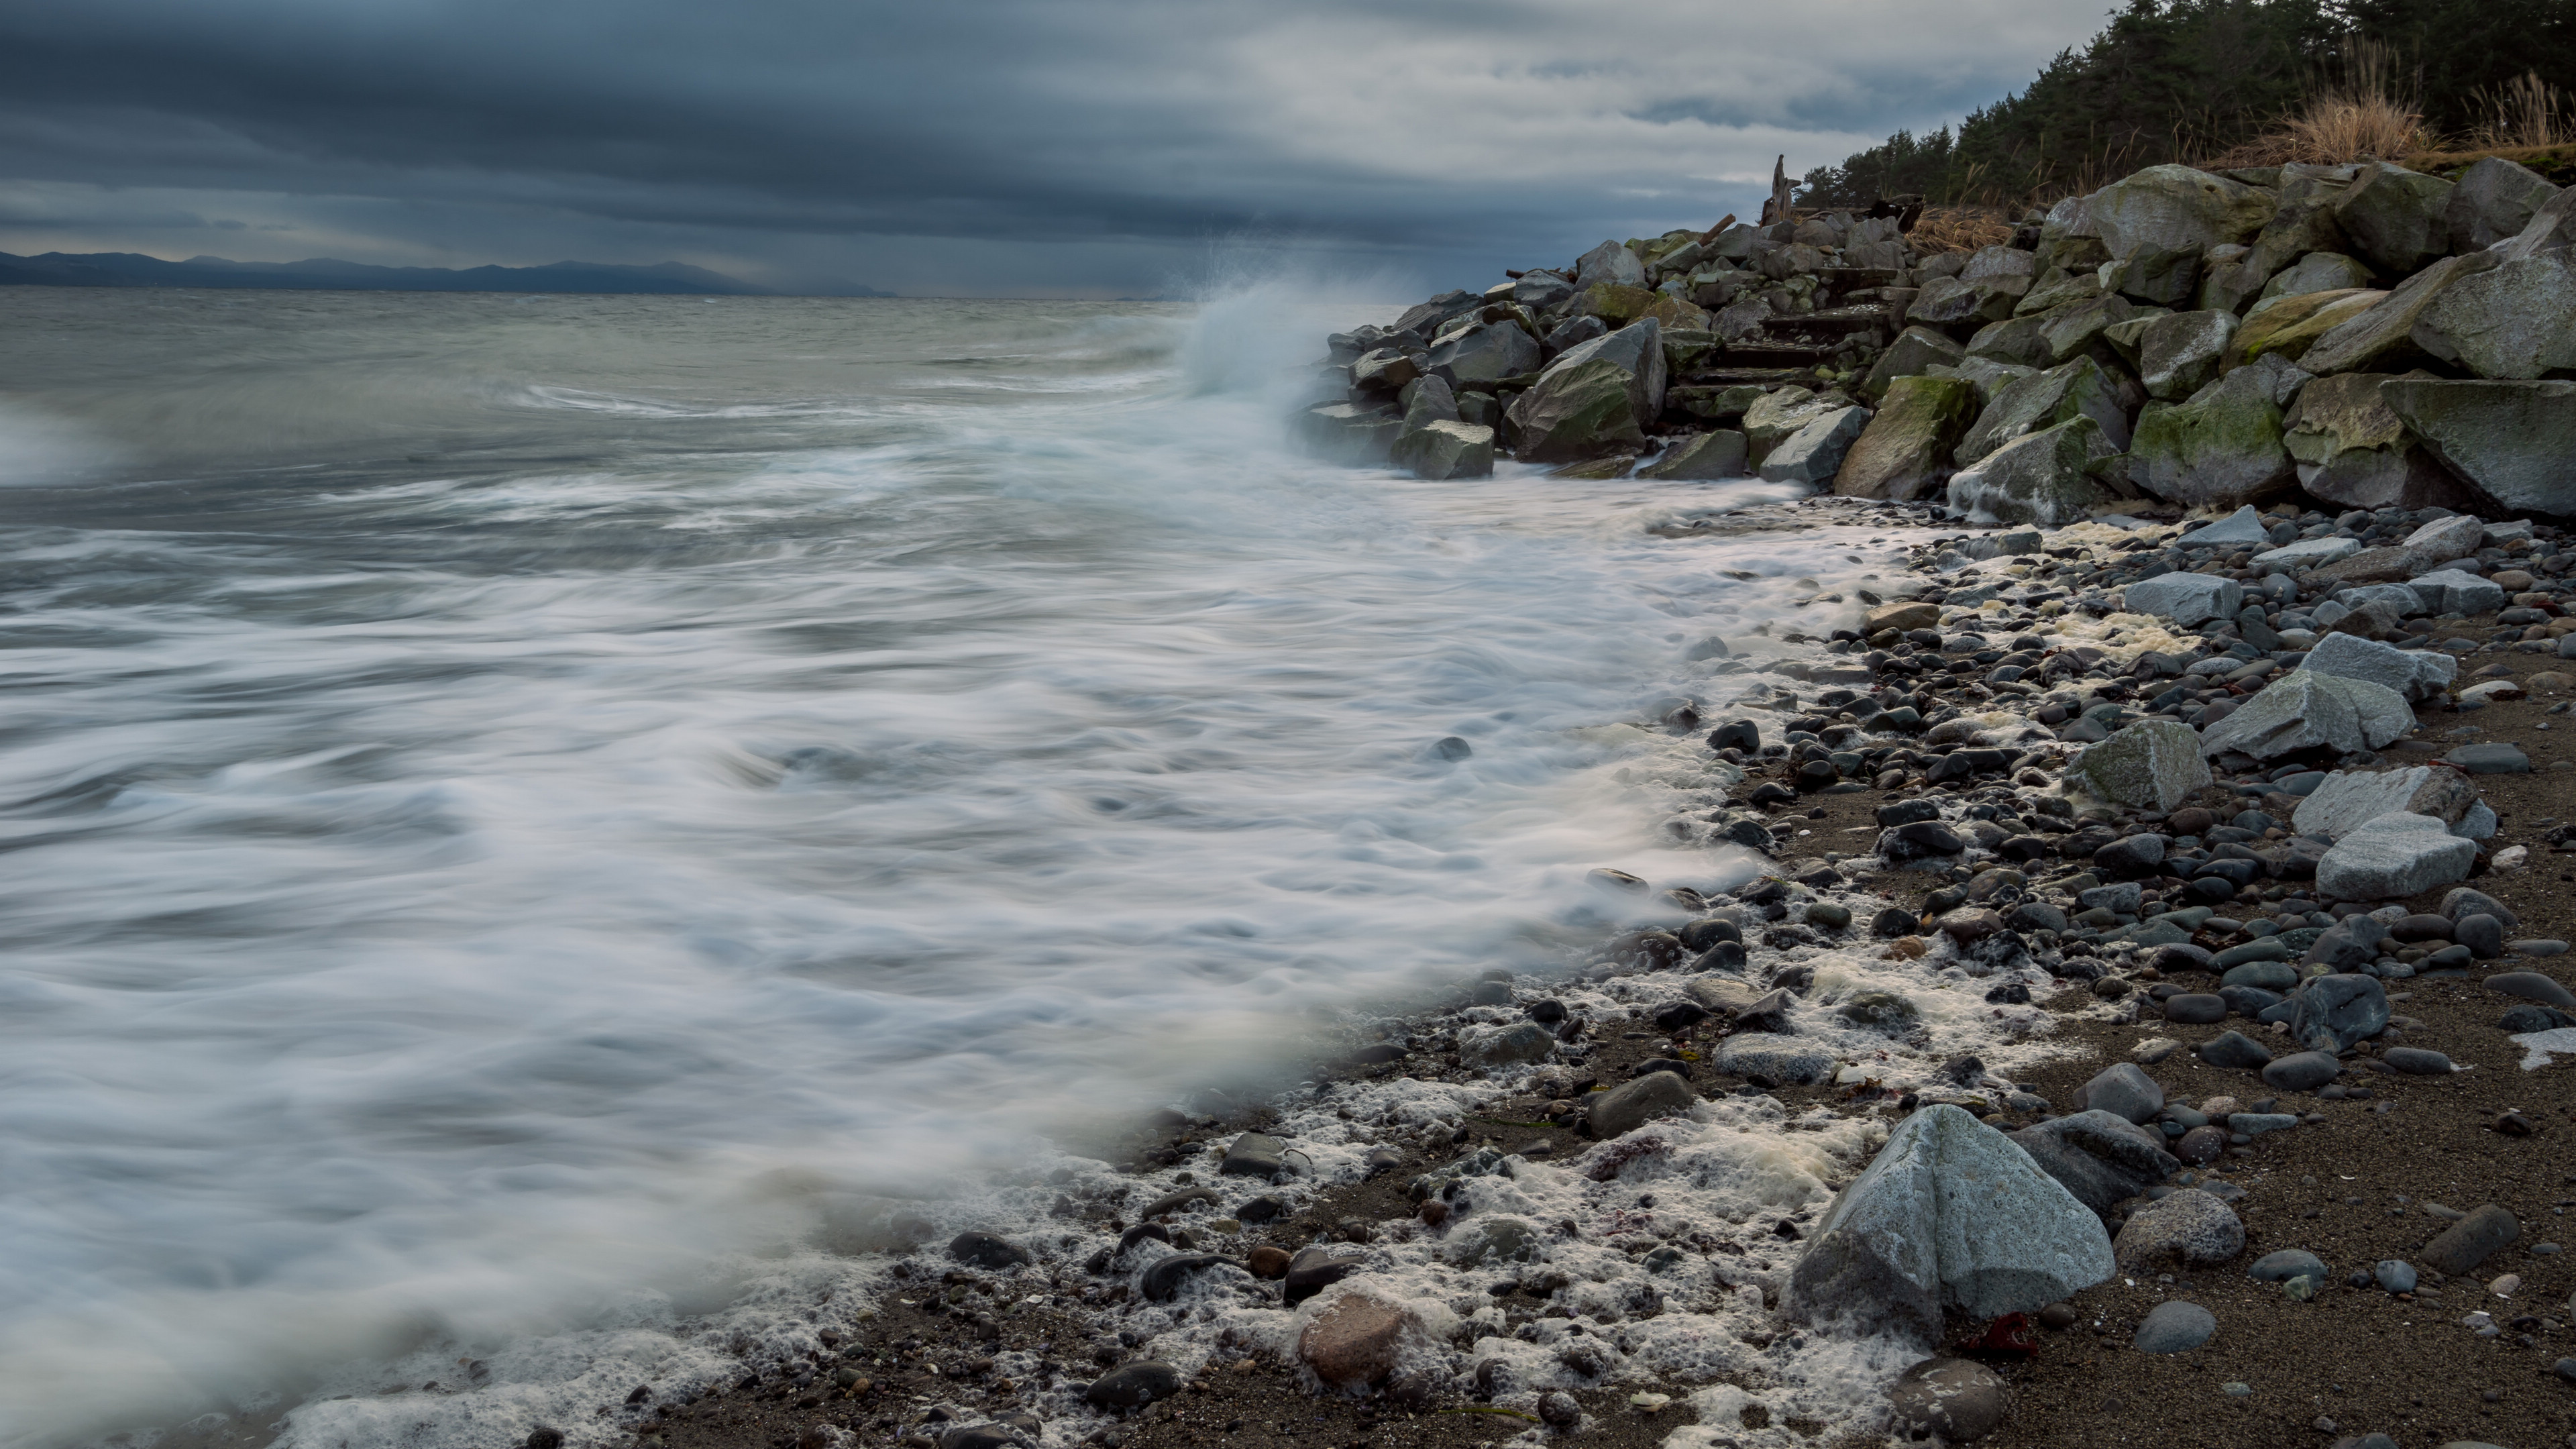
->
0;0;2114;299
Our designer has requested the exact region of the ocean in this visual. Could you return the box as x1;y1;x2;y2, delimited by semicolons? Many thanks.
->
0;287;1901;1446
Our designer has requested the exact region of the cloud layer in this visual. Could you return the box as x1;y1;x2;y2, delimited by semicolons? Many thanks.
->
0;0;2112;297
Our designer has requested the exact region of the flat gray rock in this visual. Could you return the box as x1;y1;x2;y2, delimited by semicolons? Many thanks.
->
1784;1104;2114;1340
2176;505;2272;547
2123;571;2245;627
2299;632;2459;702
2261;1051;2341;1092
2315;812;2478;900
2135;1299;2217;1354
2199;671;2414;761
2484;971;2576;1010
2292;765;2478;839
2382;1046;2455;1074
2409;568;2506;615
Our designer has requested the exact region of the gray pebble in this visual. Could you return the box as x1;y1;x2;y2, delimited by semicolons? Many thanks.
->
2382;1046;2454;1075
2134;1299;2216;1354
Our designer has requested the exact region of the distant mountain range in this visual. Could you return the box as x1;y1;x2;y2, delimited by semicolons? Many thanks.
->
0;251;892;297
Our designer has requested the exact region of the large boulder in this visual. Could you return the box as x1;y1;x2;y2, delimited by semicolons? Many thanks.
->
2037;293;2141;364
1503;359;1644;462
2104;244;2202;307
1294;402;1404;464
2008;1111;2180;1217
2379;378;2576;518
1638;430;1748;480
2292;764;2478;838
1512;270;1574;311
1911;274;2020;327
2138;310;2237;401
2412;251;2576;380
1392;291;1482;337
2298;633;2460;703
2332;162;2455;275
1934;356;2039;407
1909;247;2040;327
2197;671;2414;760
1390;421;1498;480
2127;366;2297;508
1945;415;2121;526
2447;156;2561;253
2314;812;2479;900
2074;718;2214;812
1833;376;1978;500
2222;195;2353;308
1573;239;1645;290
1964;311;2057;368
1782;1105;2114;1342
2284;372;2476;512
2122;571;2243;627
1546;319;1666;427
1743;387;1843;464
2501;186;2576;260
1863;327;1968;398
2299;252;2500;376
1957;356;2131;465
2258;252;2374;304
1428;319;1541;386
2088;166;2277;257
1759;406;1873;484
2230;288;2385;368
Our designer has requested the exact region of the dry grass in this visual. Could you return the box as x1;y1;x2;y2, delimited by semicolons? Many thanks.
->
2472;72;2575;149
2403;142;2576;184
2199;34;2432;168
1905;206;2016;255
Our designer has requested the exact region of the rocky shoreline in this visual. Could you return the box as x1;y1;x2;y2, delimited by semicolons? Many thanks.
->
514;485;2576;1449
439;154;2576;1449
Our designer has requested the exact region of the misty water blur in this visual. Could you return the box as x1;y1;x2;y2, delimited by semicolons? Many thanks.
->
0;286;1878;1444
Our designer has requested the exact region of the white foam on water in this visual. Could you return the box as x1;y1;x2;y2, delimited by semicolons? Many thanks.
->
0;285;2027;1448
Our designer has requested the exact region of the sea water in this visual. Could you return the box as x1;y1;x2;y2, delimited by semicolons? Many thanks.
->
0;287;1946;1446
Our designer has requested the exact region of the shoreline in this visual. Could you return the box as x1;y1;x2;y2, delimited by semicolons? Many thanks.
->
140;482;2576;1449
592;484;2576;1449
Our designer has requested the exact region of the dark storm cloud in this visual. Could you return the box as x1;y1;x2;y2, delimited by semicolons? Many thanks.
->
0;0;2110;294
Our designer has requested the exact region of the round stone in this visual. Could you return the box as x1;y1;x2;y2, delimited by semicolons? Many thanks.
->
2163;993;2226;1024
2249;1248;2328;1283
2135;1299;2216;1354
1888;1358;2010;1443
2260;1051;2341;1093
